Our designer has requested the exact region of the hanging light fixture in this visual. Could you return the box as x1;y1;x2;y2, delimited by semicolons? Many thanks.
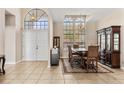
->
31;15;35;20
31;13;36;21
79;15;86;48
79;15;86;31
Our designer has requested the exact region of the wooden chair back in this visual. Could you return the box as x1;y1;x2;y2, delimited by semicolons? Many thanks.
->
86;46;99;72
88;46;99;59
73;44;79;49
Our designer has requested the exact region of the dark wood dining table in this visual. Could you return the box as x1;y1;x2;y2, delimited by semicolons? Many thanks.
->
72;47;87;51
72;47;87;56
71;48;88;68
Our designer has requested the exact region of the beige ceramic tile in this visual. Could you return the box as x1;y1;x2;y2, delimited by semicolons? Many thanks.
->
23;79;38;84
64;75;76;80
37;80;52;84
0;80;11;84
103;80;121;84
39;74;53;80
37;80;64;84
15;74;30;80
7;80;25;84
27;74;41;80
1;61;124;84
78;80;106;84
64;80;78;84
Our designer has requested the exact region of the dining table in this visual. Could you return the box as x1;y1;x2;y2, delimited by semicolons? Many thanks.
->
72;47;87;56
72;47;87;52
71;47;88;68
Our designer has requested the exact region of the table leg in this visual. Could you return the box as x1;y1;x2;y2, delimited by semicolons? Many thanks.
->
2;57;5;74
0;59;1;73
81;58;86;69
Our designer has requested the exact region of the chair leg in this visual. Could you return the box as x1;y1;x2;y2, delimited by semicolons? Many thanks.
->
96;61;98;72
92;61;98;72
70;58;74;68
81;59;85;69
86;64;89;72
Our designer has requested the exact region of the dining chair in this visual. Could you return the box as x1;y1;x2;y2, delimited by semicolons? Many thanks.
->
68;46;81;68
68;46;79;62
83;46;99;72
80;51;88;69
73;44;79;48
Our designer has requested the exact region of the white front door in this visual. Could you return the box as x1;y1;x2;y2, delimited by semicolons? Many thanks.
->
22;30;48;61
36;31;48;60
22;31;37;61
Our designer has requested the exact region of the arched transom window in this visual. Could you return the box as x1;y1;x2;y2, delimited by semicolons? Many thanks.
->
24;8;48;30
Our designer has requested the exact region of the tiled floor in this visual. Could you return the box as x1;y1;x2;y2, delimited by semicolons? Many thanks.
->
0;60;124;84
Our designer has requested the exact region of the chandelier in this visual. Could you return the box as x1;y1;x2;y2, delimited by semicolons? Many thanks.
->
31;13;36;21
79;15;86;48
79;15;86;31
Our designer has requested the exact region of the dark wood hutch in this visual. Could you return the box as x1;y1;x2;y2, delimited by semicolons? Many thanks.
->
97;26;120;68
53;36;60;58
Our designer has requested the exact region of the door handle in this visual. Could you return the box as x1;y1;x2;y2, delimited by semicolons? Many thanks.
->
36;45;38;49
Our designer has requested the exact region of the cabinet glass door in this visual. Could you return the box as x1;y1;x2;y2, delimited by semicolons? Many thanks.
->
101;33;105;51
107;34;111;51
98;34;100;46
97;34;101;51
53;37;60;48
114;33;119;51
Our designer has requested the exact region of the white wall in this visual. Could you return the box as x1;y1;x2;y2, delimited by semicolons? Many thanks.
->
48;16;53;67
53;22;64;56
0;8;21;64
16;30;22;62
6;8;21;30
97;9;124;68
85;22;97;49
0;9;5;54
5;26;16;64
5;15;15;26
6;8;21;63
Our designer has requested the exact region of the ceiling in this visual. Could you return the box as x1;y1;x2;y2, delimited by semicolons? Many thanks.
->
48;8;120;23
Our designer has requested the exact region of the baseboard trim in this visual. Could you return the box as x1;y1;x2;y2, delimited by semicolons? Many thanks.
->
121;67;124;70
5;62;16;64
21;59;48;62
47;65;51;68
16;60;22;63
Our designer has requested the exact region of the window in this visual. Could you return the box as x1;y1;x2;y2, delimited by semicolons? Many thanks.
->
24;8;48;30
63;15;86;48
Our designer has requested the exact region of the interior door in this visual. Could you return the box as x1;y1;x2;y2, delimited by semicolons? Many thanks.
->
36;31;48;60
22;31;37;60
22;30;48;61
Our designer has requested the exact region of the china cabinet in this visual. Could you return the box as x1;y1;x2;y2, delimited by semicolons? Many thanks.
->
53;36;60;48
53;36;60;58
97;26;120;68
